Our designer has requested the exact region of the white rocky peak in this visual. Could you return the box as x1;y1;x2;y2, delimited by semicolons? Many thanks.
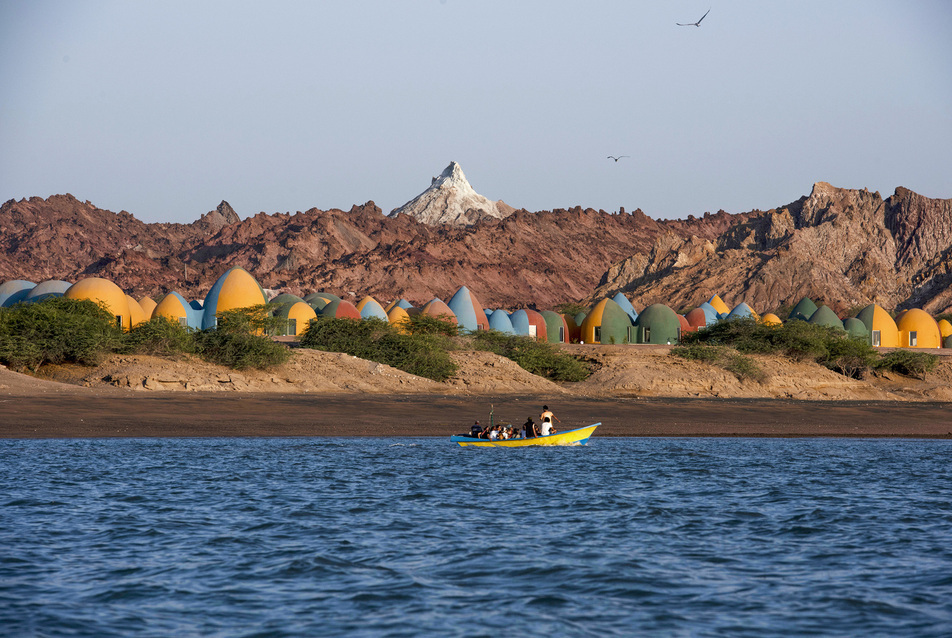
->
390;162;513;226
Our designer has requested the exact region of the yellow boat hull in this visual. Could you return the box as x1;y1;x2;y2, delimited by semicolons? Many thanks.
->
451;423;599;447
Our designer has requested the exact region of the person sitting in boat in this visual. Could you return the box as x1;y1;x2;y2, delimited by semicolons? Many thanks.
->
470;421;482;438
540;418;556;436
489;426;501;441
524;417;538;438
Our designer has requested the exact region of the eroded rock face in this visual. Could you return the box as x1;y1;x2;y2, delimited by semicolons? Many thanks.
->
2;181;950;313
389;162;513;226
592;183;952;314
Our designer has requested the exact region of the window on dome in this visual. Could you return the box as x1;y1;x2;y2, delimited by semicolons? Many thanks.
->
910;331;917;347
872;330;881;347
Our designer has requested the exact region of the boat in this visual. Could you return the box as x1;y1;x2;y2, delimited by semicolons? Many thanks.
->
450;423;600;447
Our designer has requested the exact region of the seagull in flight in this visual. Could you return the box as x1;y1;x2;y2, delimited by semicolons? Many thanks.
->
607;155;630;162
677;8;710;27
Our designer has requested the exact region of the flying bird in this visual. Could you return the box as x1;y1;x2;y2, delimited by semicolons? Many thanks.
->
677;8;710;27
607;155;630;162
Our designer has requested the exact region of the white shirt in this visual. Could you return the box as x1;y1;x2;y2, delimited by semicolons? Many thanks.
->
540;422;553;436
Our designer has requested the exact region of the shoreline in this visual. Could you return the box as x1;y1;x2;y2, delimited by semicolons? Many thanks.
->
4;393;952;439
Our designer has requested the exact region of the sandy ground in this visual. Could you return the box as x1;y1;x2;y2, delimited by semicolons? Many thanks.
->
2;346;951;439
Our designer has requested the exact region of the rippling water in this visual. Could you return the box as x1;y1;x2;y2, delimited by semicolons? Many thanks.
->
2;437;951;637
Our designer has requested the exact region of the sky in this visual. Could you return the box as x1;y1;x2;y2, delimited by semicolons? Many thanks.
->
1;1;950;224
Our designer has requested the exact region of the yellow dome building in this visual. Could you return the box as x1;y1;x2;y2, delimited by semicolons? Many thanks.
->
152;291;199;328
275;301;317;336
126;295;148;328
138;296;157;317
65;278;132;330
855;304;899;348
202;267;268;330
896;309;941;349
387;305;412;333
707;294;730;316
938;319;952;341
761;313;783;326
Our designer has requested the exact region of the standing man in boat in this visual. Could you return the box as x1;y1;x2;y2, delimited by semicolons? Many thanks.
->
540;405;560;435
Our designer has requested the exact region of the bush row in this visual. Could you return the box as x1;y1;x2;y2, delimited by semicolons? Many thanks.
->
676;318;938;381
0;299;290;372
299;314;592;383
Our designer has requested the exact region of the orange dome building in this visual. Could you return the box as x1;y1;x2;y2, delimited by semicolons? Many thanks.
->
65;278;132;330
855;304;899;348
896;309;941;349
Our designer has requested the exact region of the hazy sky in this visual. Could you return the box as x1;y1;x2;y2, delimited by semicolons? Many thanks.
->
2;1;950;224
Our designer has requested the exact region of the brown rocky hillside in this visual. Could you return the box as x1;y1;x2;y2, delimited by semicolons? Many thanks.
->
0;194;742;308
592;183;952;315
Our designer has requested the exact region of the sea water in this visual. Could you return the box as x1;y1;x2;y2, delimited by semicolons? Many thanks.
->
1;437;951;637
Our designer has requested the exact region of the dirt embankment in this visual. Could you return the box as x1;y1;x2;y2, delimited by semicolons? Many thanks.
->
3;346;952;439
5;344;952;403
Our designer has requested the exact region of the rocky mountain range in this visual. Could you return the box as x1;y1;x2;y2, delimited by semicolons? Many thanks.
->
1;166;950;314
592;182;952;315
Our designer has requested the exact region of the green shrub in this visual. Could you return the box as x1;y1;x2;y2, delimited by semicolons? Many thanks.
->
722;353;768;384
0;297;122;371
874;350;938;380
216;305;286;336
671;343;724;364
193;329;291;370
683;317;879;378
555;302;588;317
121;316;195;357
673;343;768;383
469;330;591;382
301;317;458;381
403;313;460;337
822;336;878;379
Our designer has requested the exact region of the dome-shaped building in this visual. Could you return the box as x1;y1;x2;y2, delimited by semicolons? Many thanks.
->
356;296;389;321
488;309;515;335
387;305;412;333
65;278;133;330
24;280;71;303
202;267;267;329
697;302;720;326
761;313;783;326
843;317;869;340
126;295;148;328
0;280;35;307
386;298;413;312
808;305;844;331
153;291;202;329
726;302;759;321
274;301;317;336
447;286;489;332
788;297;819;322
707;294;730;317
581;298;634;345
612;293;639;323
138;296;157;317
510;309;548;341
447;287;489;332
319;299;362;320
938;319;952;342
420;298;458;324
634;303;681;344
856;304;899;348
540;310;569;343
896;309;941;349
685;307;708;330
563;313;581;344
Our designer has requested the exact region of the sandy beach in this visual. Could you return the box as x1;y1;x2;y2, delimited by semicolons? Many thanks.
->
4;392;952;439
2;347;951;439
